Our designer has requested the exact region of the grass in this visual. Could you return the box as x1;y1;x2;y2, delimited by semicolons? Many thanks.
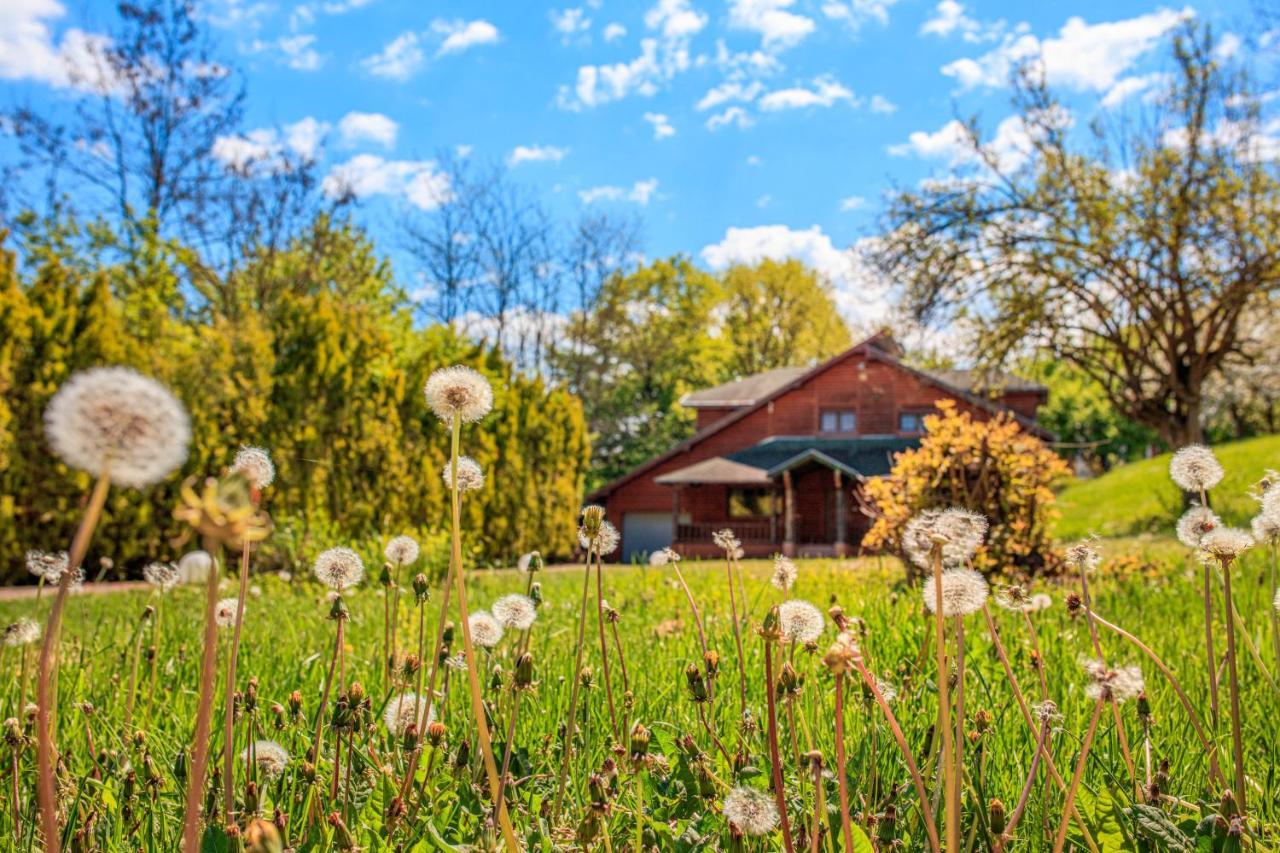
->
1054;434;1280;541
2;547;1278;850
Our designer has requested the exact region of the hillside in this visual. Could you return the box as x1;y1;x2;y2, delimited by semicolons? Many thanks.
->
1053;434;1280;541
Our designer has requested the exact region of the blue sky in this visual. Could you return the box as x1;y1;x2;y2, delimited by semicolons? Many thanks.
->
1;0;1260;329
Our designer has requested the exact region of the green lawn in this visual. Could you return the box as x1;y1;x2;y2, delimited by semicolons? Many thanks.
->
1054;434;1280;541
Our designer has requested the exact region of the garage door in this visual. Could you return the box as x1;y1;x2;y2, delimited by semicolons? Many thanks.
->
622;512;672;563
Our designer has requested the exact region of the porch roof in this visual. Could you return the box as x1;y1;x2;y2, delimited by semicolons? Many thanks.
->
653;456;772;486
726;436;919;479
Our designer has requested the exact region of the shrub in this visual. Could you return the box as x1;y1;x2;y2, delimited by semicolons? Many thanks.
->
863;400;1070;579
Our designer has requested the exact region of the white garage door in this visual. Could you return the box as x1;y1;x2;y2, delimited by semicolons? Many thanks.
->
622;512;672;563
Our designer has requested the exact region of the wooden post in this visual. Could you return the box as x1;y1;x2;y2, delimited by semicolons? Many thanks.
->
833;469;849;557
783;471;797;557
671;486;682;550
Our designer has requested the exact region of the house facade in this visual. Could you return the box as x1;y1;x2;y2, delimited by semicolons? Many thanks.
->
586;332;1049;562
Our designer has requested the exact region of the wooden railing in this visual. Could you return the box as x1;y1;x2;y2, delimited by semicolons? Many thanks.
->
675;519;776;544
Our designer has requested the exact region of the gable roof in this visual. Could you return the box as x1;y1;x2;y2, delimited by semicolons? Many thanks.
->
920;368;1047;396
728;436;919;479
586;331;1052;501
681;366;811;408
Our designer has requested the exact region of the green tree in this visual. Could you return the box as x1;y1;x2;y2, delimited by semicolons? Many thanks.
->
719;258;850;377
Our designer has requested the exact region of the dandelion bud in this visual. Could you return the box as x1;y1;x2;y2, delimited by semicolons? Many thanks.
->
629;723;651;760
677;733;700;758
287;691;303;720
442;621;455;644
172;748;188;783
244;818;283;853
327;812;357;850
132;730;147;747
703;649;720;677
244;780;260;816
877;804;898;846
515;652;535;689
3;719;22;749
140;604;155;624
759;604;782;643
776;662;801;698
489;665;504;691
327;595;350;622
988;799;1006;835
379;563;393;588
581;505;606;538
519;551;544;573
805;750;823;773
412;573;430;603
695;762;715;798
974;709;993;733
588;772;609;805
1220;789;1238;819
685;663;709;703
827;605;847;631
272;808;287;836
623;689;634;711
401;723;419;752
732;748;750;774
579;665;594;689
1065;591;1083;617
426;721;447;746
143;752;162;786
530;582;543;605
452;740;470;770
301;761;317;783
1136;691;1152;723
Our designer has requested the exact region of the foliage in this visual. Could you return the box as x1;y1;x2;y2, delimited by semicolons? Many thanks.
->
0;218;589;579
873;27;1280;447
863;400;1071;577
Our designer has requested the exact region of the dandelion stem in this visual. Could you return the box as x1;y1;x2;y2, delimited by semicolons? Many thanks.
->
553;541;595;822
1052;700;1104;853
952;614;966;845
724;552;749;730
122;598;150;731
996;718;1047;852
594;550;620;743
1270;544;1280;678
1202;562;1221;733
809;754;824;853
763;640;795;853
181;542;224;853
833;673;854;853
929;546;957;853
36;472;109;853
1220;562;1247;814
222;540;253;822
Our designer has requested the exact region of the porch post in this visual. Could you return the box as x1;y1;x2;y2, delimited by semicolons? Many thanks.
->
833;470;849;557
671;486;682;552
782;471;796;557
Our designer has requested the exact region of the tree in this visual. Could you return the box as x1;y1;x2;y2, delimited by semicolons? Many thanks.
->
1201;299;1280;440
872;27;1280;448
719;259;850;377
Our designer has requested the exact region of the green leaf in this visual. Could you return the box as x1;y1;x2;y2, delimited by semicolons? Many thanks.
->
850;824;875;853
1128;804;1193;852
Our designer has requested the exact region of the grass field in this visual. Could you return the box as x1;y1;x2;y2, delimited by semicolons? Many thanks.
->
2;541;1278;850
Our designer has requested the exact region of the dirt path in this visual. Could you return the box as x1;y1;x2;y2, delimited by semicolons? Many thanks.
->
0;580;151;602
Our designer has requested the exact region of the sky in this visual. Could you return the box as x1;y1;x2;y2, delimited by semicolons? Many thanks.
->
0;0;1263;331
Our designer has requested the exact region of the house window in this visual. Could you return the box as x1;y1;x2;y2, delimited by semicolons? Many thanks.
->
728;488;776;518
899;411;927;434
820;410;856;433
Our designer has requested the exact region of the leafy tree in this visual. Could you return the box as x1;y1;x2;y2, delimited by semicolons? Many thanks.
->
873;27;1280;448
719;259;850;377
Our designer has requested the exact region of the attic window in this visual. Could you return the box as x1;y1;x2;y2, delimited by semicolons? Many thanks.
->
899;410;929;434
820;410;856;433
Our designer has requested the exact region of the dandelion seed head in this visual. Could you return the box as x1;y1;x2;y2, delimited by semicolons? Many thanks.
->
25;550;69;582
231;445;274;490
1169;445;1224;493
142;561;179;592
1064;540;1102;573
1028;593;1052;612
1081;658;1145;702
1262;482;1280;519
712;529;742;553
579;520;620;556
3;618;40;647
178;550;212;583
771;555;798;592
468;611;504;648
777;599;824;644
383;692;433;737
214;597;240;628
384;535;420;567
723;786;779;836
424;365;493;424
240;740;289;780
517;551;541;573
492;594;537;631
994;584;1031;612
902;508;987;569
313;547;364;590
922;568;989;618
44;367;191;488
442;456;485;492
876;678;898;703
444;653;467;671
1198;527;1254;563
1251;511;1280;544
1176;505;1220;549
1032;700;1062;723
649;547;680;566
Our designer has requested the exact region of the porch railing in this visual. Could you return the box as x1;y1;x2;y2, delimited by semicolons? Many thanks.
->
675;519;776;544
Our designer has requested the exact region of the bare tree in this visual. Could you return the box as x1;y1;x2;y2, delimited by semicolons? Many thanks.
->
400;154;483;326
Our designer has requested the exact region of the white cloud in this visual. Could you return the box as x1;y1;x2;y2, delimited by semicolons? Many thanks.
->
507;144;570;166
702;225;894;326
758;76;853;111
889;110;1069;172
942;8;1191;92
579;178;659;205
839;195;866;211
821;0;901;31
696;79;764;111
920;1;980;40
277;34;324;70
362;31;424;80
0;1;117;92
644;112;676;139
887;118;971;163
284;117;328;160
728;0;815;49
706;106;753;130
213;116;330;172
552;7;591;41
336;112;397;148
322;155;452;209
644;0;708;39
603;22;627;41
869;94;897;114
1100;72;1168;108
455;144;474;158
432;18;500;56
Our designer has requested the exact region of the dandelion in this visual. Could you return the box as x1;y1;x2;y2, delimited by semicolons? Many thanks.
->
771;555;798;592
649;547;679;566
995;584;1032;612
922;569;990;618
492;594;537;631
1064;540;1101;573
902;507;988;569
214;598;240;628
1263;481;1280;519
240;740;289;780
442;456;485;492
142;561;179;593
1027;593;1052;612
4;619;40;648
1251;512;1280;544
1198;527;1254;564
25;551;68;583
467;611;504;649
517;551;542;572
178;550;212;584
384;535;420;567
777;600;824;644
424;365;494;424
313;547;365;591
579;520;620;556
723;785;780;836
231;446;274;490
383;692;433;738
1080;658;1145;703
1176;505;1220;549
1032;700;1062;723
1169;445;1224;493
712;529;742;553
444;653;468;671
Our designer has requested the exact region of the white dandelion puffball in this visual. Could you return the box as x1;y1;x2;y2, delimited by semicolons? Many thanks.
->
25;550;69;582
384;692;434;737
649;547;679;566
384;535;420;567
314;547;365;590
143;561;179;592
1027;593;1052;612
442;456;485;492
424;365;494;424
1176;505;1220;549
1169;445;1224;493
770;555;798;592
902;507;988;569
712;529;742;553
1081;658;1145;703
4;618;41;647
492;594;538;631
777;600;824;644
44;367;191;488
1263;482;1280;519
240;740;289;780
517;551;538;572
178;550;213;585
1198;527;1254;563
468;610;504;648
444;653;467;671
922;568;990;618
1251;512;1280;544
232;445;274;490
1064;540;1101;573
214;598;240;628
581;521;621;556
723;786;780;836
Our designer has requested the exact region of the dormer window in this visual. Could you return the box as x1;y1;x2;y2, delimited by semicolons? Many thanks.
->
899;410;928;434
820;409;856;433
